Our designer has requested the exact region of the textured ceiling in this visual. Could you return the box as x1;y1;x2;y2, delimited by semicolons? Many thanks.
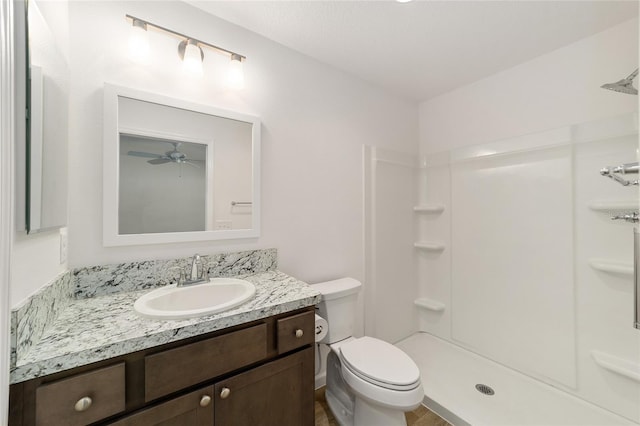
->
189;1;639;101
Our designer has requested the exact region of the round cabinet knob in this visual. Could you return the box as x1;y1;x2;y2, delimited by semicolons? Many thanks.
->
200;395;212;407
74;396;92;412
220;387;231;399
295;329;304;338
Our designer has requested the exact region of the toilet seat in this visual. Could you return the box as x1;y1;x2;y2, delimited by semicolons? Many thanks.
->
339;337;421;391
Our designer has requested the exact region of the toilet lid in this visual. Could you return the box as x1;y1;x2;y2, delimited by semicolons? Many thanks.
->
339;337;420;388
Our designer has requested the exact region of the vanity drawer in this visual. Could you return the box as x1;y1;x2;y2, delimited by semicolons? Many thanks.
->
110;385;214;426
145;323;267;402
276;310;315;354
35;362;125;426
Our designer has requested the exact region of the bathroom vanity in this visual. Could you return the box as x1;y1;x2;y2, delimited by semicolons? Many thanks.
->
10;308;315;425
8;252;321;426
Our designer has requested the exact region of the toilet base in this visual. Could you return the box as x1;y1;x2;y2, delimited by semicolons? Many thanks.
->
326;389;409;426
354;397;407;426
325;387;354;426
325;349;413;426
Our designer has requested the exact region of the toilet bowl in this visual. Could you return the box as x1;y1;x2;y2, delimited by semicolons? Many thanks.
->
314;278;424;426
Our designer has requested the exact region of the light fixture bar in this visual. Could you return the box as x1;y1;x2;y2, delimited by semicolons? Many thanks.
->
125;14;246;61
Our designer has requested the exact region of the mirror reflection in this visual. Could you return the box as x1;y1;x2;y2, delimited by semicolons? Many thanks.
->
119;135;208;235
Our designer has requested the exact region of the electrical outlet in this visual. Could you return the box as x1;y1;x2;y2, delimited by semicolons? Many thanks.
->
59;231;68;264
216;220;232;230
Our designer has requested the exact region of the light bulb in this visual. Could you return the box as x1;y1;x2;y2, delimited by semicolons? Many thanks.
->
182;40;203;77
128;19;149;63
227;54;244;90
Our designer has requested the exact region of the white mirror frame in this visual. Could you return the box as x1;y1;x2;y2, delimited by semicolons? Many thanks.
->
103;83;261;246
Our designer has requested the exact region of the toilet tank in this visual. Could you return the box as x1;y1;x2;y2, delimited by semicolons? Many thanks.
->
313;278;362;344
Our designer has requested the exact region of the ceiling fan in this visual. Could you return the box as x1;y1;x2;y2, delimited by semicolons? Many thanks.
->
127;142;203;167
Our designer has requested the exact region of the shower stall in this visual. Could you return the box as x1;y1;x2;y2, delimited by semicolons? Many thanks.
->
364;111;640;425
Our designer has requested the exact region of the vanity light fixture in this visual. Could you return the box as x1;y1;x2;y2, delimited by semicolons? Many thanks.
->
125;14;246;88
228;53;244;89
128;18;150;63
179;39;204;77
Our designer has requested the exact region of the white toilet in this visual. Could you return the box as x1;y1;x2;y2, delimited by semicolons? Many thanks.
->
315;278;424;426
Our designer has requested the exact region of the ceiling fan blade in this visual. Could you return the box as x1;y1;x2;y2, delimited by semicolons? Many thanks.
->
128;151;164;159
183;160;201;168
147;158;172;165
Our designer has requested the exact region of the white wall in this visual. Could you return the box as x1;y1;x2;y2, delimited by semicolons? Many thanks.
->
420;18;638;155
11;232;66;307
66;0;418;299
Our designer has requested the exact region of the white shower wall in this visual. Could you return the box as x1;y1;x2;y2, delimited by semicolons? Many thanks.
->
415;113;640;422
450;143;576;389
573;126;640;419
364;146;418;344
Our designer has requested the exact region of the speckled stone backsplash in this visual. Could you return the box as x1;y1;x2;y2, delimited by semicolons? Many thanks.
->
11;248;277;370
11;271;73;367
73;248;277;298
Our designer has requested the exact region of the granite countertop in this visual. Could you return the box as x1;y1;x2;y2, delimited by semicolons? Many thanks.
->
11;270;321;384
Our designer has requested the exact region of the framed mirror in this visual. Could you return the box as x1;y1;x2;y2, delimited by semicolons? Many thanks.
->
103;84;261;246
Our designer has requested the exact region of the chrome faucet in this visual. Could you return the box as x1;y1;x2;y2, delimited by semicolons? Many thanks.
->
176;254;209;287
190;254;202;281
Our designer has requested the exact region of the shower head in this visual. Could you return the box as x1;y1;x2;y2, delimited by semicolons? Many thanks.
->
601;68;638;95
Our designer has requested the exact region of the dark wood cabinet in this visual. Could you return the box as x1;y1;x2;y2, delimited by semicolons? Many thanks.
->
144;323;268;402
35;363;126;426
9;308;315;426
214;348;314;426
109;386;214;426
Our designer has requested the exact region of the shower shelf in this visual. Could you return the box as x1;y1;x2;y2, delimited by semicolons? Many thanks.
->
591;351;640;383
414;242;445;251
588;200;638;212
414;298;445;312
588;259;633;276
414;204;445;214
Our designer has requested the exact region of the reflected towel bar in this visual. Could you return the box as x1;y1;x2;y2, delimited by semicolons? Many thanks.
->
231;201;252;206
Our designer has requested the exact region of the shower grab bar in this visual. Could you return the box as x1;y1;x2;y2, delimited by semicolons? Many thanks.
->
635;229;640;330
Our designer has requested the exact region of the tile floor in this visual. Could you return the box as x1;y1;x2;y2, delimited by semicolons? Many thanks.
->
314;387;451;426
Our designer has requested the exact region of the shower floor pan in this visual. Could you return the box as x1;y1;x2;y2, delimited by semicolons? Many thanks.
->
396;333;635;426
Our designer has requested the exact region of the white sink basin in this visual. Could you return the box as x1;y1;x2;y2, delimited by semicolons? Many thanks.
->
134;278;256;320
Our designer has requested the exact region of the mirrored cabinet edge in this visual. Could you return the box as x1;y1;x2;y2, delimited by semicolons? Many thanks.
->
15;0;70;234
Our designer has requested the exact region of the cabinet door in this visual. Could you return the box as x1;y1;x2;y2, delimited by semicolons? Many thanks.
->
214;347;314;426
109;385;214;426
